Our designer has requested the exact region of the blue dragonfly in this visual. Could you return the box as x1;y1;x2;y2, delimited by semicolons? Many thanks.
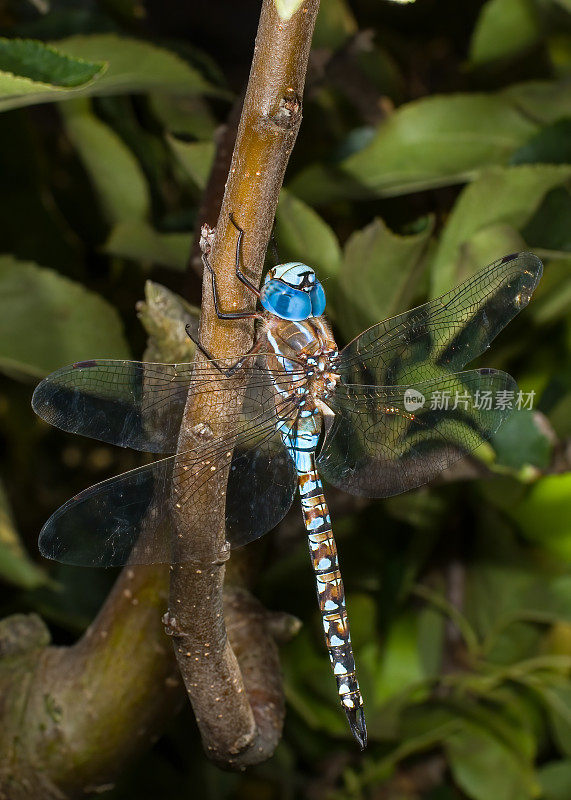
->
32;217;542;748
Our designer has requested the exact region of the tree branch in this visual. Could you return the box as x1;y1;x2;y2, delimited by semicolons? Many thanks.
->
0;569;183;799
169;0;320;769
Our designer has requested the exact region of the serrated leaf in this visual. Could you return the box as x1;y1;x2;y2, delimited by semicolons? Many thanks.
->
61;99;150;224
167;135;215;190
105;221;191;270
0;256;130;378
54;33;220;95
469;0;541;66
336;215;433;340
431;164;571;296
0;480;47;589
0;34;219;112
0;37;104;87
276;190;342;281
0;38;104;112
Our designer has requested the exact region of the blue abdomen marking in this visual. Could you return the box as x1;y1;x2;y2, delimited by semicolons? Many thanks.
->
278;411;367;748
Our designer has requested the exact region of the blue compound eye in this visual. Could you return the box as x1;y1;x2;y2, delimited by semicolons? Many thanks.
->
310;282;326;316
260;281;312;320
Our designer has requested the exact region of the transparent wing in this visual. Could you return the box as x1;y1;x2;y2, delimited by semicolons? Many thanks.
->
32;355;306;454
317;370;516;498
336;253;542;386
38;370;299;567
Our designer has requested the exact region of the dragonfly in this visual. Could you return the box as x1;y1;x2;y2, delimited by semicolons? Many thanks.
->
32;215;542;748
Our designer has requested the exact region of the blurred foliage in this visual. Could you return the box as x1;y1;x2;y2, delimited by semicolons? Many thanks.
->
0;0;570;798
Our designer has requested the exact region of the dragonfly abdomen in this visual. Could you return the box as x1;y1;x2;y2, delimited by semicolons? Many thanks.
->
296;453;367;749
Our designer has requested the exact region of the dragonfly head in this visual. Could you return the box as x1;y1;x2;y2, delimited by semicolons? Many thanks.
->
260;262;326;321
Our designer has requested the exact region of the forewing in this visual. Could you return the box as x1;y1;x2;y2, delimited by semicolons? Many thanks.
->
337;253;542;386
32;355;305;454
317;370;516;498
38;369;299;566
32;360;191;453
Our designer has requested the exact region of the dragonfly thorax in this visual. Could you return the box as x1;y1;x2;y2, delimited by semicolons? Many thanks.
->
260;262;326;321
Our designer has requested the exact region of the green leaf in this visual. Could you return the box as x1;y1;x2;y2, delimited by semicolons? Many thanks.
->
54;33;220;94
0;256;130;378
431;165;571;296
445;722;538;800
0;38;104;112
548;34;571;78
465;510;571;655
439;223;528;293
276;190;342;281
313;0;358;50
0;37;104;87
469;0;541;66
0;480;47;589
528;256;571;324
282;627;348;737
338;94;537;199
0;34;219;112
61;99;150;224
167;135;215;190
522;188;571;254
373;612;426;704
511;119;571;166
336;215;433;340
501;80;571;125
150;93;217;139
538;683;571;757
417;605;445;678
493;410;553;470
546;390;571;440
539;760;571;800
509;473;571;560
105;222;191;270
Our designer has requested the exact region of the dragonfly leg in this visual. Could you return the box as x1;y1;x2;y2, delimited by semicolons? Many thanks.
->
202;252;262;321
185;324;263;376
228;212;261;298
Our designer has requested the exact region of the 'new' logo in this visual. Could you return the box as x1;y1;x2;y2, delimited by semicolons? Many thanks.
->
404;388;426;412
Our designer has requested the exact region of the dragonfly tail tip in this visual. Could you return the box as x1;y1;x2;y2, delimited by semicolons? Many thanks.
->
346;705;367;749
